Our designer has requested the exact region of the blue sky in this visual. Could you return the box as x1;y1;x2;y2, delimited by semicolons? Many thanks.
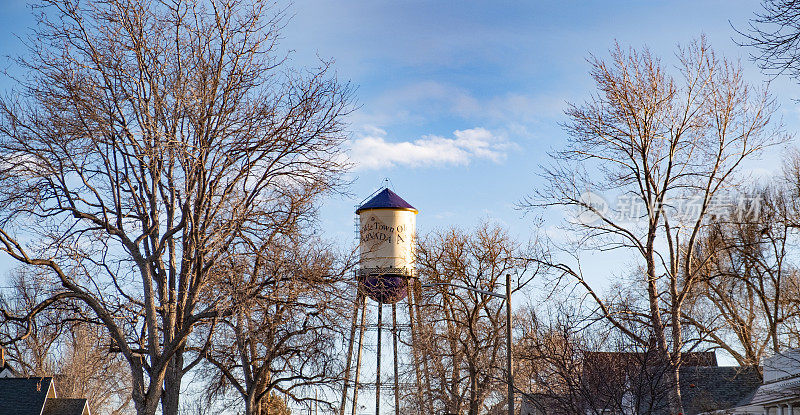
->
276;1;800;245
1;1;798;277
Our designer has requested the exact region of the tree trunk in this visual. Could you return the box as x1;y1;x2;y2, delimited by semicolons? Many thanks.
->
469;362;478;415
646;238;683;414
161;350;184;415
131;371;163;415
667;363;684;415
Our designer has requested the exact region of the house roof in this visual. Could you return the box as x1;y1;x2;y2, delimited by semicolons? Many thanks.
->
580;351;760;414
355;188;417;214
522;364;762;415
745;376;800;405
0;377;54;415
583;351;718;368
42;398;90;415
679;366;762;414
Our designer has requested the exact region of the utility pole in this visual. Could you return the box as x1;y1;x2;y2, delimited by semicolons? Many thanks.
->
506;273;514;415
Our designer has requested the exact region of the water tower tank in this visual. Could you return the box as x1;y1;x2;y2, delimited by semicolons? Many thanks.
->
356;188;417;304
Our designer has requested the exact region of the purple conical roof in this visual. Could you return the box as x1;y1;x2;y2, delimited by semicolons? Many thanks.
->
356;188;417;214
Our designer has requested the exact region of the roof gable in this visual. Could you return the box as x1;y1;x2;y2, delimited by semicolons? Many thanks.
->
763;348;800;383
0;363;18;378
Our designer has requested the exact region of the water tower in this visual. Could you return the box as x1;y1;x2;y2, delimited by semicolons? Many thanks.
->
340;187;418;415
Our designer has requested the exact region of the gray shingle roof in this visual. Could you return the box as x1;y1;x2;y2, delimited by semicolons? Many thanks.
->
746;376;800;405
0;377;53;415
679;366;762;414
42;398;89;415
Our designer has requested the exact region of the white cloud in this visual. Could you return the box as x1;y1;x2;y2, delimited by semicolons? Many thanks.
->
350;127;510;170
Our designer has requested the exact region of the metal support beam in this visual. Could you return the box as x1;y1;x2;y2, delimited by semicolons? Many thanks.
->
351;299;367;415
340;292;363;415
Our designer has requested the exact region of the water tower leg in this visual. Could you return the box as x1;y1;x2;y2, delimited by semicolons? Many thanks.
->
351;298;367;415
392;303;400;415
376;303;383;415
340;292;364;415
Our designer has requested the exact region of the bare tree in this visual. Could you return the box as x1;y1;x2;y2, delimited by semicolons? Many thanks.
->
0;268;70;377
200;236;351;415
56;324;134;415
0;269;133;415
739;0;800;79
683;184;800;370
529;38;784;413
411;223;538;415
0;1;351;414
515;306;671;415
